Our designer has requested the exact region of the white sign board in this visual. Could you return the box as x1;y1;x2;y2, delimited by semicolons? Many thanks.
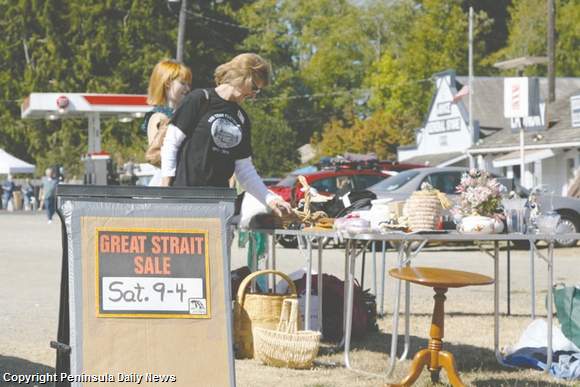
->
102;277;203;312
572;95;580;128
504;77;540;118
510;102;546;131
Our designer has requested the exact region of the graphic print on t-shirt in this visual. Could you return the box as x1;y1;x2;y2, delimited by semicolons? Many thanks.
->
208;113;242;149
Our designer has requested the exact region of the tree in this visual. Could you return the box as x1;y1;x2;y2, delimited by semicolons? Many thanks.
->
313;109;419;160
485;0;580;76
238;0;375;142
0;0;250;177
242;102;299;176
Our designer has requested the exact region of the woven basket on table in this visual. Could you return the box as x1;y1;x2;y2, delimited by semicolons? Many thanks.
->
234;270;297;359
253;298;321;369
403;189;450;231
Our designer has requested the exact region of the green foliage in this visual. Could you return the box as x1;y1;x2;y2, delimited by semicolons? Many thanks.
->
1;0;577;180
367;0;473;116
238;0;375;142
485;0;580;77
0;0;247;177
313;109;419;160
242;102;299;177
556;0;580;76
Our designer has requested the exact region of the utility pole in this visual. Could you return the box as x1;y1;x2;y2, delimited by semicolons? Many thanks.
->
468;7;475;169
547;0;556;103
176;0;187;62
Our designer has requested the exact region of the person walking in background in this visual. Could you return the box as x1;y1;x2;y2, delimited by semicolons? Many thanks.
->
1;175;15;211
42;168;58;223
22;178;35;211
141;59;192;186
160;53;291;216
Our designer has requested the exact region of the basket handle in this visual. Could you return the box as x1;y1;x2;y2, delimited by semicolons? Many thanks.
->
277;298;300;333
236;269;298;307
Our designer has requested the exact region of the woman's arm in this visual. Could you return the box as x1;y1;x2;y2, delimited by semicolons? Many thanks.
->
146;112;167;145
160;124;186;186
234;157;291;216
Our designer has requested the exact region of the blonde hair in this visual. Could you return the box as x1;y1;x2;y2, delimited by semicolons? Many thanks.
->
147;60;192;106
214;53;271;90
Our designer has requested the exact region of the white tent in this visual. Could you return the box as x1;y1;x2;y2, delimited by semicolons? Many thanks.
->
0;148;35;174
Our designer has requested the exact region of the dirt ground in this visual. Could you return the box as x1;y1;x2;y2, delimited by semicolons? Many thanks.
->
1;212;579;386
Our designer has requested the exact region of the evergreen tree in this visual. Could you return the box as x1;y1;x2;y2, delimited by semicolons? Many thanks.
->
0;0;249;177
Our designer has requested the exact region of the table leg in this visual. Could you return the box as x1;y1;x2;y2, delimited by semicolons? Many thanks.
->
344;239;357;369
265;235;271;291
271;233;277;293
546;241;554;371
386;242;406;377
402;245;411;362
493;240;506;365
507;241;511;316
340;240;351;348
494;241;499;361
380;241;387;316
361;249;366;290
317;238;324;336
372;240;377;299
250;232;257;292
530;244;536;319
305;237;313;330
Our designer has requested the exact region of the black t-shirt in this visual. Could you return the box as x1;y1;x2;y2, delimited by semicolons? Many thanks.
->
171;88;252;187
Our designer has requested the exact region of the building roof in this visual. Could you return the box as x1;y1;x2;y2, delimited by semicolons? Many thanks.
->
470;91;580;151
455;76;580;131
399;152;466;167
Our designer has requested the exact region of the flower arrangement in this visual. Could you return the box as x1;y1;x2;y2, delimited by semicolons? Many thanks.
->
454;169;505;218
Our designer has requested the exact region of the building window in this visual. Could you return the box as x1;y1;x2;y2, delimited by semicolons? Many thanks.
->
436;102;451;116
439;135;448;146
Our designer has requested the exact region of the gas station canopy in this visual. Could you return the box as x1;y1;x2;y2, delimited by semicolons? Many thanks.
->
21;92;153;154
21;93;151;119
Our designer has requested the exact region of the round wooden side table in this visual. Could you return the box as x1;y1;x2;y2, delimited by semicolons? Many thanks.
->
387;267;494;387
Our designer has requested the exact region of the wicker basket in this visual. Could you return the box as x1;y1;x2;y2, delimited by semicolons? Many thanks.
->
403;190;444;231
253;298;321;369
234;270;298;359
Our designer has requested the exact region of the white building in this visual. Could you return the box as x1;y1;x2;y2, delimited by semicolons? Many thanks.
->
397;70;580;196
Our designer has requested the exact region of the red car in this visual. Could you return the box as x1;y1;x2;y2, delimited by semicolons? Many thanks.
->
270;161;424;206
269;169;388;207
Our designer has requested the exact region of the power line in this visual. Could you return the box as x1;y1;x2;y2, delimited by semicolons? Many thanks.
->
184;10;252;31
253;88;369;102
250;76;434;103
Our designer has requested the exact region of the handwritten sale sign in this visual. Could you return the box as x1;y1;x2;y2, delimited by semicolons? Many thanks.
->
95;228;210;318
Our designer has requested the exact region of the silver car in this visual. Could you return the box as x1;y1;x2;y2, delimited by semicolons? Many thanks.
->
368;167;580;247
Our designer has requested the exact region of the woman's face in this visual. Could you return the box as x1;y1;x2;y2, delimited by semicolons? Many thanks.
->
167;78;190;106
236;77;264;101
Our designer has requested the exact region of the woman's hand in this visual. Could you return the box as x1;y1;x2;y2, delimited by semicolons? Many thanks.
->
267;197;292;217
160;176;173;187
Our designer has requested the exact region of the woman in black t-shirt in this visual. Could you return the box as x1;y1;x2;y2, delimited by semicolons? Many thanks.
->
160;53;291;216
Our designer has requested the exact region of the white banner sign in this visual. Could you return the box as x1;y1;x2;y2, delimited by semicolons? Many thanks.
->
504;77;540;119
102;277;203;312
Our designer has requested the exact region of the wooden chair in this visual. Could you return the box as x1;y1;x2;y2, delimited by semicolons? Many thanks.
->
387;267;494;387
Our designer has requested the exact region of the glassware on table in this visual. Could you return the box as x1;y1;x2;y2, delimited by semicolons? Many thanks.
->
502;198;528;233
535;211;561;235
